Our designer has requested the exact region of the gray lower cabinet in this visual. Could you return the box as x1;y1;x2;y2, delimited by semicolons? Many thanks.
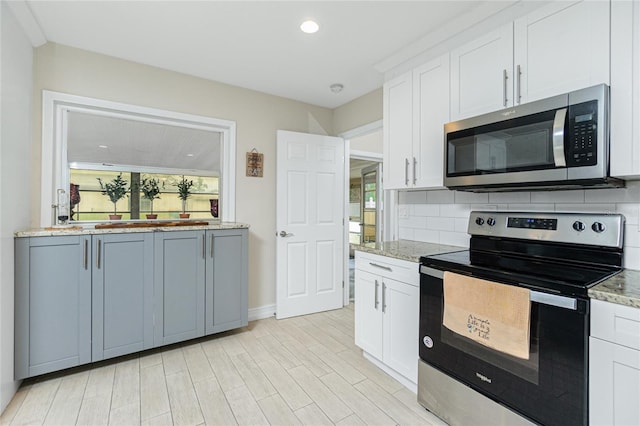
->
205;229;248;334
154;230;206;346
15;227;248;379
92;233;154;361
15;235;92;380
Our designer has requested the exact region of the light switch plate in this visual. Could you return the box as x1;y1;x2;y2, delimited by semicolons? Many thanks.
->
398;206;409;218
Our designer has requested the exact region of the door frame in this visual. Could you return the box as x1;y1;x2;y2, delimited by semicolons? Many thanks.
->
339;120;383;306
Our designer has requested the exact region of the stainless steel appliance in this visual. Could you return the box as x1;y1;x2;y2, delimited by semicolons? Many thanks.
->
444;85;624;192
418;211;624;426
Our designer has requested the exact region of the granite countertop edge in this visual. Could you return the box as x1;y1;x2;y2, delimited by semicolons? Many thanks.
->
15;222;250;237
588;269;640;309
351;240;465;263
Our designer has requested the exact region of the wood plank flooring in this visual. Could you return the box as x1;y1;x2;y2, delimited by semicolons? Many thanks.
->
1;305;446;426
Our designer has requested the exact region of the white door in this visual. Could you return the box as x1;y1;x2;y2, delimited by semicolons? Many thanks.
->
276;130;345;319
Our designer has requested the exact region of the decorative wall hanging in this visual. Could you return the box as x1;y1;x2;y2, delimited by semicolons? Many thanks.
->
246;148;264;177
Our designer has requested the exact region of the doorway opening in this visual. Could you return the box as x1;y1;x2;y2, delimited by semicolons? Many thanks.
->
343;125;383;302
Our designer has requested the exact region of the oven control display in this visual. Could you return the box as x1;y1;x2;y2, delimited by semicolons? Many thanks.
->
507;217;558;230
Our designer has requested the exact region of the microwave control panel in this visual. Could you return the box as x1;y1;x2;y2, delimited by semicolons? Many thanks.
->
566;100;598;167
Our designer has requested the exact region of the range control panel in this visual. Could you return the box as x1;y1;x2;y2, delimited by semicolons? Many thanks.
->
468;211;624;248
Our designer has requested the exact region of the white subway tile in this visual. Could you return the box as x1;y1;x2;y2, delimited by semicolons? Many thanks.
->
454;192;489;204
414;203;440;217
489;192;531;204
440;204;471;218
414;229;439;244
616;203;640;225
455;218;469;233
624;225;640;247
507;204;555;212
623;246;640;271
398;227;415;240
427;217;455;231
426;190;455;204
555;204;616;214
470;204;507;212
398;216;428;229
531;190;584;203
439;231;470;248
584;185;640;204
399;190;427;204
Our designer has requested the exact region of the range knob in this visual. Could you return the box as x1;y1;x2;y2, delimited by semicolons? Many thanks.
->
475;217;485;226
592;222;606;233
487;217;496;227
572;221;586;232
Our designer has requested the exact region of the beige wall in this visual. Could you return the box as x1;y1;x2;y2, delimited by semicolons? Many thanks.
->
32;43;335;311
332;88;382;135
1;1;33;410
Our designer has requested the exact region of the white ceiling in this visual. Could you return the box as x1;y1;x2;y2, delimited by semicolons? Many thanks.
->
14;1;512;109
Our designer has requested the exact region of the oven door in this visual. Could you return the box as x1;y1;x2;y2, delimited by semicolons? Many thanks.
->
419;266;589;426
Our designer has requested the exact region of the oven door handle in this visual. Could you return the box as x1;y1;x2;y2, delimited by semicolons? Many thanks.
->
530;290;577;310
420;266;578;311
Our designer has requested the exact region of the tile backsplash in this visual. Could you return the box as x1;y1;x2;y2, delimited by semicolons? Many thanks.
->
398;181;640;270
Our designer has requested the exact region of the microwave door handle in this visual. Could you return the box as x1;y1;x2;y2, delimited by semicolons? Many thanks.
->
552;108;568;167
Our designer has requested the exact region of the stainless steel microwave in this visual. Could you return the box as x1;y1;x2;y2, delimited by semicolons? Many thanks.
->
444;84;623;192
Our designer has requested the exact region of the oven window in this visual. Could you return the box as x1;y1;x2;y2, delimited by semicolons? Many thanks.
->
440;303;540;385
447;110;558;176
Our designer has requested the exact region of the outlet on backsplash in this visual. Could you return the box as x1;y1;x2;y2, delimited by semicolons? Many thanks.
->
399;206;409;218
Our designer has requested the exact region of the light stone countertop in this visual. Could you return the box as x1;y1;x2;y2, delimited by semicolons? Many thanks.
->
351;240;465;263
589;269;640;309
15;222;250;238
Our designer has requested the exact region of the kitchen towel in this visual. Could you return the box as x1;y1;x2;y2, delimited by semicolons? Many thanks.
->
443;271;531;359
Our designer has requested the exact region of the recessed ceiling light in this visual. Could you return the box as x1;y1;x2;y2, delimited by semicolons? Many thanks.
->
98;145;108;149
300;20;319;34
186;153;195;157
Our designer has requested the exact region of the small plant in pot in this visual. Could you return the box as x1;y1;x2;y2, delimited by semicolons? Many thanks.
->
97;174;128;220
140;177;163;219
174;176;193;219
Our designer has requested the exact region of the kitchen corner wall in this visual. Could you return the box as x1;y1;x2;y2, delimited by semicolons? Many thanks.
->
398;181;640;270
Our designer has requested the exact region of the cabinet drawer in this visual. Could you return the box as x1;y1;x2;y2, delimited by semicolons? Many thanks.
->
591;299;640;351
354;251;419;287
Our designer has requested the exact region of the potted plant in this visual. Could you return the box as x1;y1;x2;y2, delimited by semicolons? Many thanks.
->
97;174;128;220
140;177;163;219
174;175;194;219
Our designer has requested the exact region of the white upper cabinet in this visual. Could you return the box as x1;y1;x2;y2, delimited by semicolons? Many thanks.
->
514;1;610;104
412;54;450;189
450;24;514;121
384;54;450;190
610;0;640;179
450;1;610;121
383;71;413;190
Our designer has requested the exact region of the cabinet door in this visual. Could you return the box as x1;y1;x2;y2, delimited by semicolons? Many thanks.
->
382;278;419;383
383;71;414;190
354;270;383;359
205;229;248;334
450;23;514;120
15;236;91;379
610;0;640;178
92;233;154;361
154;230;205;346
589;337;640;426
413;53;450;189
514;0;609;104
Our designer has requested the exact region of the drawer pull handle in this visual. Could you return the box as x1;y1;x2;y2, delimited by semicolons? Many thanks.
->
369;262;392;272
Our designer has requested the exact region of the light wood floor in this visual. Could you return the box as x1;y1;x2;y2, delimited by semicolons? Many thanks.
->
1;305;445;426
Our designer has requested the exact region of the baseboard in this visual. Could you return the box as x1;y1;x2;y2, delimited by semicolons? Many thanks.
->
248;304;276;322
362;351;417;394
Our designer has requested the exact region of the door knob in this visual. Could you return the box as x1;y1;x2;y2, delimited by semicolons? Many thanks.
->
279;231;294;237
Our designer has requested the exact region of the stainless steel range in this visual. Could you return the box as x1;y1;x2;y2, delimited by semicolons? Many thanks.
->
418;211;624;426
